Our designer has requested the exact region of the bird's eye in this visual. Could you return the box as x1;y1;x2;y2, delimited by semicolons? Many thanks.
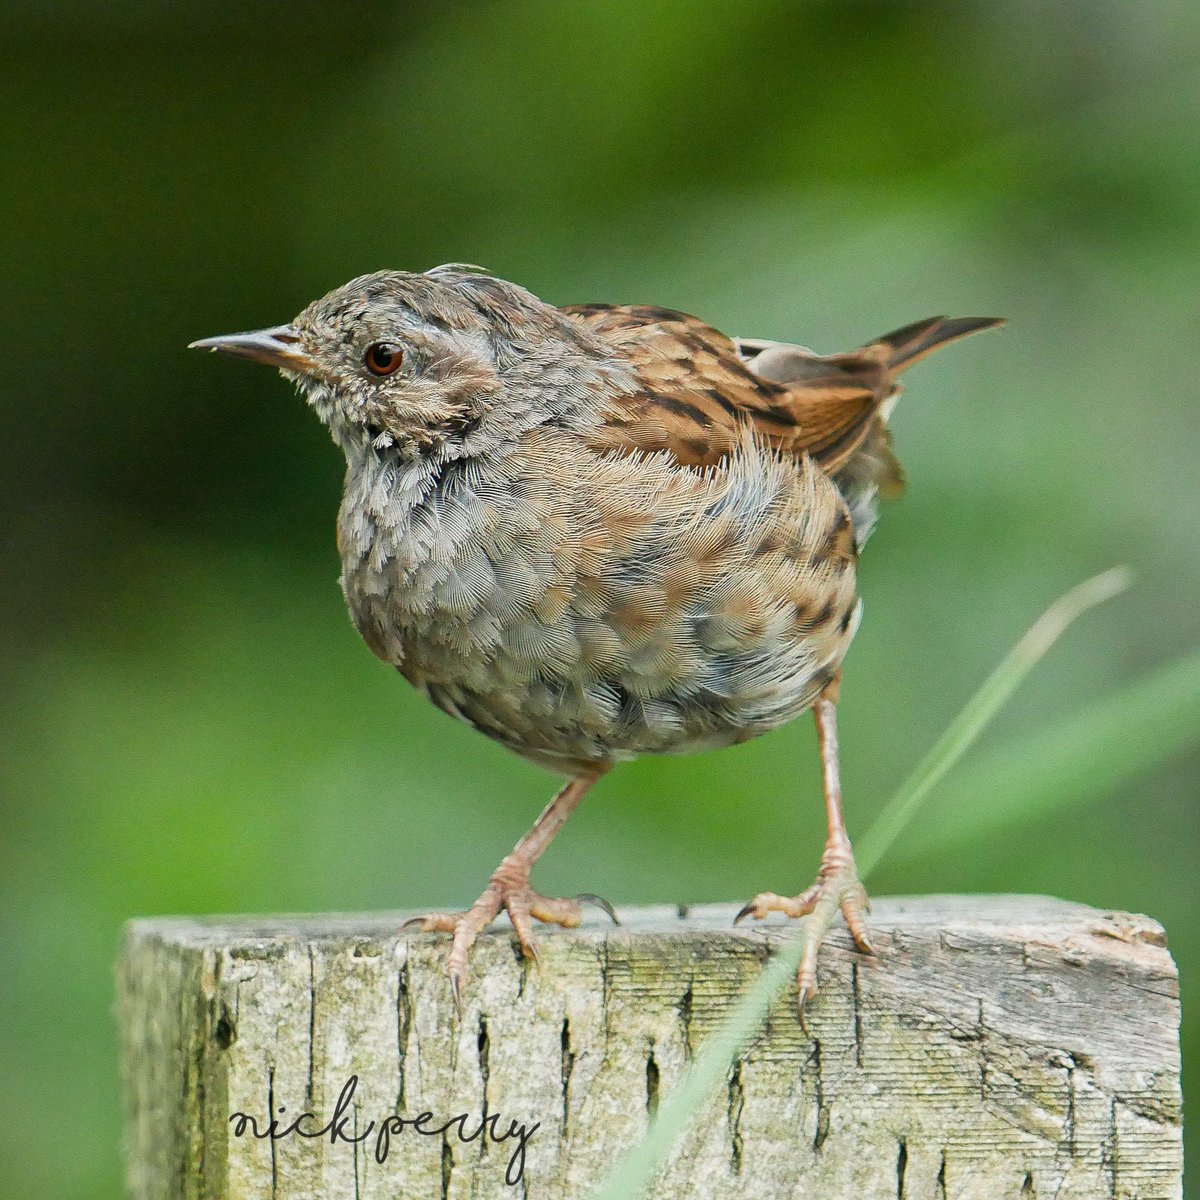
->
364;342;404;376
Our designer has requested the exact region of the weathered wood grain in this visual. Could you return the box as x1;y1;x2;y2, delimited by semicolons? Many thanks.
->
117;896;1181;1199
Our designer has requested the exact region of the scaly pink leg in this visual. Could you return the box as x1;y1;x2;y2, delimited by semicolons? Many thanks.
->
736;688;873;1023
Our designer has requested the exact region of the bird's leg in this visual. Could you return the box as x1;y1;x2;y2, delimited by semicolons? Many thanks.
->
736;685;873;1021
404;768;614;1008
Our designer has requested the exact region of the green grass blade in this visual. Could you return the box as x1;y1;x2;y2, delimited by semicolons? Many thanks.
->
591;567;1133;1200
853;566;1133;877
890;642;1200;860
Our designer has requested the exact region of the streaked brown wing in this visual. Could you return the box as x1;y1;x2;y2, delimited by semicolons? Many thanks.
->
737;314;1003;496
562;303;887;474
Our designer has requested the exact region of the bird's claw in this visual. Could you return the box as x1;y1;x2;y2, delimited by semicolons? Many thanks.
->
575;892;620;925
401;873;603;1010
401;913;454;933
736;836;873;1022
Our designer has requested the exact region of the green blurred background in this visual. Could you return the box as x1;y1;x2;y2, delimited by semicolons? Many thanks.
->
2;2;1198;1195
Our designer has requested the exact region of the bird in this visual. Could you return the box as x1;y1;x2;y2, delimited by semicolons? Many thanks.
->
191;265;1001;1018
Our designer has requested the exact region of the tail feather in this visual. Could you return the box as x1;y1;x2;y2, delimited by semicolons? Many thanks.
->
869;315;1005;374
812;314;1002;546
739;314;1003;544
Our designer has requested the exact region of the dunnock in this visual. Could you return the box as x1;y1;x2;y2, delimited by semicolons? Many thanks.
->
192;265;1000;1016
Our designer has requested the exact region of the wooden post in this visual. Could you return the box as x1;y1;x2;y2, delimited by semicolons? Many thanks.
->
117;896;1181;1199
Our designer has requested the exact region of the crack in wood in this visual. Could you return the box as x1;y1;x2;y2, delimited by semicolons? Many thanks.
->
1102;1098;1119;1199
677;981;694;1060
352;1104;362;1200
478;1015;491;1154
600;937;611;1016
213;1004;235;1050
560;1018;574;1138
395;958;411;1111
645;1044;660;1117
440;1134;453;1200
977;999;988;1103
306;944;317;1103
851;962;864;1068
727;1059;745;1175
515;940;529;998
267;1065;279;1200
806;1039;830;1152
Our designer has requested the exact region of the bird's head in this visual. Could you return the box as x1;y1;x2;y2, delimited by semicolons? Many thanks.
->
190;266;621;458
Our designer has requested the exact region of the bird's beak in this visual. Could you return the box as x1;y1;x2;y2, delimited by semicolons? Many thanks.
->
188;324;314;372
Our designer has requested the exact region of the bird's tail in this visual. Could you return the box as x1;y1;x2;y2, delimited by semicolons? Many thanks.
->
739;313;1003;522
867;315;1006;377
743;314;1003;543
828;315;1004;539
847;314;1004;501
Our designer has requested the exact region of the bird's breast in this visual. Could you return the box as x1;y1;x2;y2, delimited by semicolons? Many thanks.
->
336;431;861;770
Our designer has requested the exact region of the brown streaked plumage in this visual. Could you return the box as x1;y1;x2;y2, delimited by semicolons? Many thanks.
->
190;266;1002;1018
573;304;995;473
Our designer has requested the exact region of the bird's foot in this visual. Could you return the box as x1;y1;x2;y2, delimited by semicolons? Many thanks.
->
403;858;617;1011
735;834;873;1025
